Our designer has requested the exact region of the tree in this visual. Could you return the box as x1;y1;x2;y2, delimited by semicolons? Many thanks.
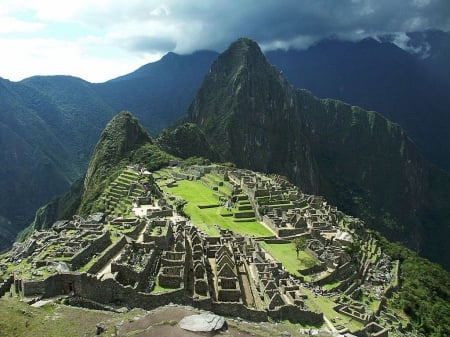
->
174;198;187;216
292;237;307;258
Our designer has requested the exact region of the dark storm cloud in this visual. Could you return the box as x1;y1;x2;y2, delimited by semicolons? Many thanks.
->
99;0;450;54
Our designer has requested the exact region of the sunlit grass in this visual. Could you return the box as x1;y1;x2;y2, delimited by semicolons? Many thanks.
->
259;242;317;277
161;179;273;238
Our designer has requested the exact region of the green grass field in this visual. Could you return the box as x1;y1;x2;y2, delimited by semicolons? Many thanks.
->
161;180;273;238
259;242;317;277
0;297;117;337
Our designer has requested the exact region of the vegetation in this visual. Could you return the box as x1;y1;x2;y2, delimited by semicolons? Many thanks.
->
156;123;219;161
184;37;450;272
374;232;450;337
3;39;450;336
78;112;175;215
161;179;272;237
0;298;115;337
259;242;317;277
292;237;307;258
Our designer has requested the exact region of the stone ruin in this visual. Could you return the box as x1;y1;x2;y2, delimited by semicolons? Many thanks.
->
1;164;403;336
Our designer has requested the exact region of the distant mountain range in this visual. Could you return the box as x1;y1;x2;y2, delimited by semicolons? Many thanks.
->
265;30;450;171
0;51;216;250
0;30;449;256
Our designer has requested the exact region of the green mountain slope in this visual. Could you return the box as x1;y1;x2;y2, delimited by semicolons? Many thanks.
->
0;78;82;250
0;51;215;248
80;110;153;213
28;111;175;231
185;38;450;270
156;123;220;162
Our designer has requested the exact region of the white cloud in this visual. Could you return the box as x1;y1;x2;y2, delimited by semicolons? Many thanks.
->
0;36;161;82
0;16;45;33
0;0;449;81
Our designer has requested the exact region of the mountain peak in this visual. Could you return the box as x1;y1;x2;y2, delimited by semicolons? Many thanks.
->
217;37;266;69
187;38;318;191
229;37;261;51
82;111;152;202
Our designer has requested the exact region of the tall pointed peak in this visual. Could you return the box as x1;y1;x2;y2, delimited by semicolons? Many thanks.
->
187;37;285;126
210;37;267;74
226;37;263;56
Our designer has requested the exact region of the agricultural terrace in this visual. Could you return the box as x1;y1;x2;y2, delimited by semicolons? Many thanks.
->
159;177;273;238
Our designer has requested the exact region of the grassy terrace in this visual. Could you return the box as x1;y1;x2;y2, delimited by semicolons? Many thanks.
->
302;287;364;332
259;242;318;278
161;179;273;238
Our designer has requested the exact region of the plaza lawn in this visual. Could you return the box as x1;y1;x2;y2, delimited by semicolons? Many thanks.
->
260;242;317;277
161;179;273;238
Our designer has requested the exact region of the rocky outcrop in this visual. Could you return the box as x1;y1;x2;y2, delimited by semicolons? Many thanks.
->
179;313;226;332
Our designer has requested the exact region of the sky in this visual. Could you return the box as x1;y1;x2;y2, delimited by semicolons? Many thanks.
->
1;0;449;83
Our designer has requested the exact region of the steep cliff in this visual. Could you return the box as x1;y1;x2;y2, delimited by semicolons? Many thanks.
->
188;38;319;192
186;38;450;269
156;123;220;162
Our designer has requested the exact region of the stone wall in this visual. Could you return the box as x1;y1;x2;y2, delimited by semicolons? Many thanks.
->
22;272;80;297
19;271;324;326
210;302;267;322
159;272;183;288
268;305;323;324
112;248;157;291
87;236;128;274
70;231;112;270
125;220;147;240
22;279;46;296
0;274;13;297
218;289;241;302
298;262;326;275
277;227;306;237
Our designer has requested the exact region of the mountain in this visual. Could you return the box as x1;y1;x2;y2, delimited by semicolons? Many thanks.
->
266;31;450;171
185;38;450;270
1;31;449;254
0;76;105;250
397;30;450;88
156;123;220;161
79;110;153;214
14;110;450;337
0;51;215;249
95;50;218;135
28;111;175;232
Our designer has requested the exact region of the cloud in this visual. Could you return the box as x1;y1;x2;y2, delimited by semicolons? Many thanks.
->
0;36;156;83
123;36;176;53
0;0;449;81
0;16;45;33
81;0;449;53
